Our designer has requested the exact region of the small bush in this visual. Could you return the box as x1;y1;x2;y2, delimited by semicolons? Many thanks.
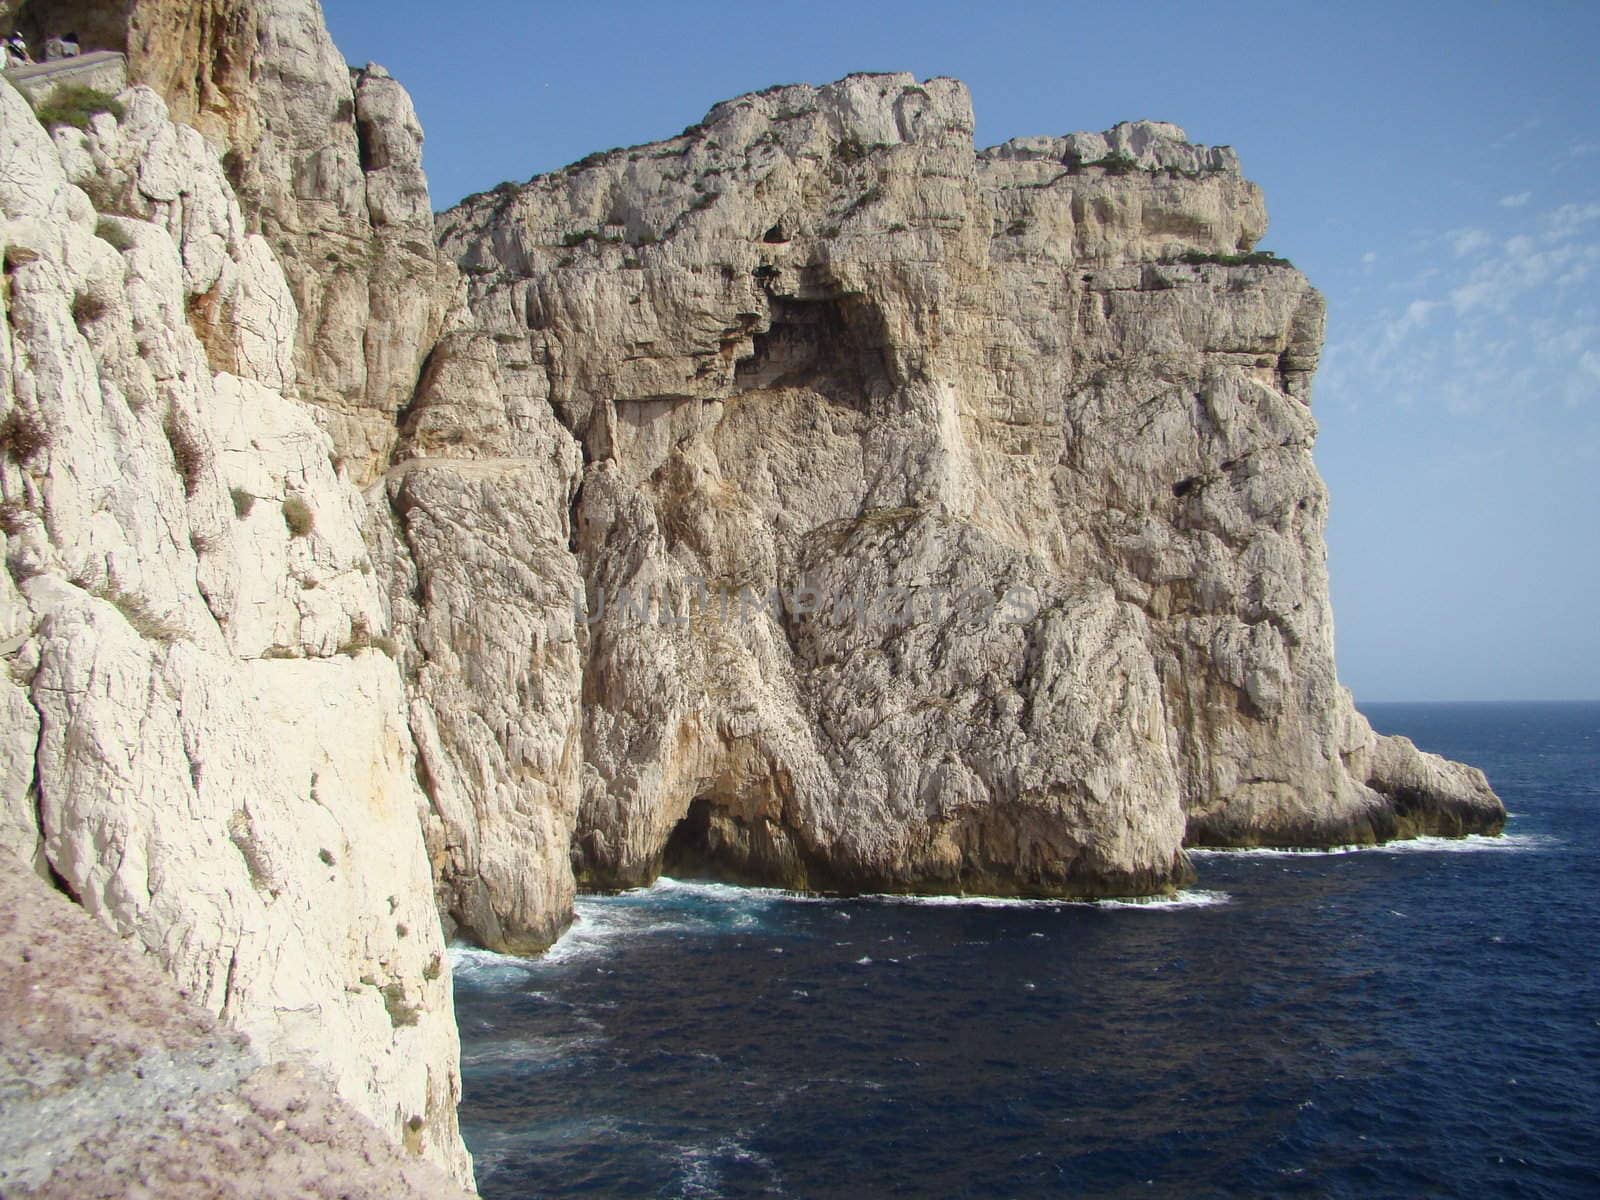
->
1092;152;1140;176
0;500;29;535
340;614;371;655
72;291;107;326
622;256;643;270
0;410;47;461
228;810;279;895
1172;249;1295;269
31;85;125;131
560;229;623;247
836;134;867;163
282;496;315;537
381;982;421;1027
164;415;206;497
1006;218;1029;236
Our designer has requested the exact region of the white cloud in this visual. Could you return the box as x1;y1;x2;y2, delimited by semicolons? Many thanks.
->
1322;203;1600;423
1543;204;1600;239
1361;250;1378;265
1449;228;1492;257
1387;299;1438;341
1499;192;1532;208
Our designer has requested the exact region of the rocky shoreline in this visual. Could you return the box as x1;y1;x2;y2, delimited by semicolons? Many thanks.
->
0;0;1501;1191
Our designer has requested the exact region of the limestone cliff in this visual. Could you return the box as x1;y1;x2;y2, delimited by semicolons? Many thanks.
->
6;0;457;480
0;44;470;1188
409;74;1503;949
2;0;1504;1186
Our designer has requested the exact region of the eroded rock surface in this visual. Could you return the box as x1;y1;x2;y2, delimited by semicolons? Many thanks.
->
406;73;1502;947
2;1;1504;1180
10;0;457;481
0;67;469;1183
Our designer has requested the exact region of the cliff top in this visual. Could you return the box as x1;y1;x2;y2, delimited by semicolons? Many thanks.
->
452;72;1243;210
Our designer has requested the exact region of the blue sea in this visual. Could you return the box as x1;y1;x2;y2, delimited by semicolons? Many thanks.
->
452;702;1600;1199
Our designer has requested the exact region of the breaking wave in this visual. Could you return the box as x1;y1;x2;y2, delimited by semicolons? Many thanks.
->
1187;831;1555;859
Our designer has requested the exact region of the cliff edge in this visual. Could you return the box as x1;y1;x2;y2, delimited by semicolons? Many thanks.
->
405;74;1503;950
2;0;1503;1188
0;5;470;1183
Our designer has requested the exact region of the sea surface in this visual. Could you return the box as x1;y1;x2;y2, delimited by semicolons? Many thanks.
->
452;701;1600;1199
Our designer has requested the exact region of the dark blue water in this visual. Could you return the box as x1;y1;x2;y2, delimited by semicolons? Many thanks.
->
454;702;1600;1199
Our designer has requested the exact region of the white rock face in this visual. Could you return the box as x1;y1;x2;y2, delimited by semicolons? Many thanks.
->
407;72;1502;944
232;7;455;482
2;4;1507;1175
0;74;470;1185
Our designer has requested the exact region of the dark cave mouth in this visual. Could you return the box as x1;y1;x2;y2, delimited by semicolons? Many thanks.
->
732;294;894;404
658;797;810;890
661;797;720;878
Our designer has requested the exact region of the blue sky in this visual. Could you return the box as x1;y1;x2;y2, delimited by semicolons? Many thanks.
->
325;0;1598;701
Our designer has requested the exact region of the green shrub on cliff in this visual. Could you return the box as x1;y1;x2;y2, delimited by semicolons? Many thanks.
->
30;85;125;131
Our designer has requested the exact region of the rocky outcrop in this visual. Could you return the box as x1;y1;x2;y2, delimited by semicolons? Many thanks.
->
0;852;474;1199
405;73;1502;946
2;0;1506;1182
8;0;457;482
0;64;469;1183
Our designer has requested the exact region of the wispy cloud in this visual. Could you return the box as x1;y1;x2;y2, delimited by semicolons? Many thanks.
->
1322;200;1600;422
1449;228;1493;257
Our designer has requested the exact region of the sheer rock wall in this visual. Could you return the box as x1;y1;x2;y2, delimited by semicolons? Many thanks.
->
412;74;1502;946
0;62;471;1185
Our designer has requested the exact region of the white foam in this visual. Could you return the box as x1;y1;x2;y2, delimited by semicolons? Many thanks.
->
448;944;541;984
1187;832;1554;859
855;887;1230;911
669;1134;780;1198
459;1033;604;1071
461;875;1233;982
540;898;658;964
1093;889;1231;910
647;876;808;903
